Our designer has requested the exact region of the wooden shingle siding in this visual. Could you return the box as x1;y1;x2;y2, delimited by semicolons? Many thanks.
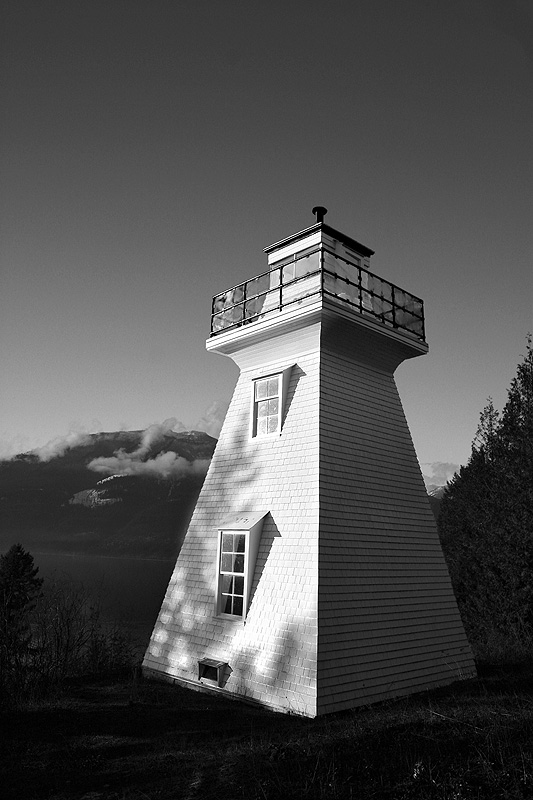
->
144;326;321;717
316;316;474;715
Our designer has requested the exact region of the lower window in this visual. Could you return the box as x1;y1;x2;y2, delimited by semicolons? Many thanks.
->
215;513;268;621
219;531;246;617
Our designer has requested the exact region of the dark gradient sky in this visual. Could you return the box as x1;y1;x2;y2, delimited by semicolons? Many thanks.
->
1;0;532;479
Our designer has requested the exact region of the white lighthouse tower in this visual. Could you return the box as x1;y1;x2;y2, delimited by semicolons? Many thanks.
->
143;209;475;717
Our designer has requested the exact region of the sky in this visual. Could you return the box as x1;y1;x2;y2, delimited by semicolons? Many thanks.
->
1;0;532;484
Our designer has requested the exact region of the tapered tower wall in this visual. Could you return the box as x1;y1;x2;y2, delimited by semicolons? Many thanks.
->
143;324;321;716
144;214;476;716
317;315;475;714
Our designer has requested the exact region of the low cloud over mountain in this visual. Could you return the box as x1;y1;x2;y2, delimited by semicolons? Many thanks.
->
87;418;211;479
32;431;94;462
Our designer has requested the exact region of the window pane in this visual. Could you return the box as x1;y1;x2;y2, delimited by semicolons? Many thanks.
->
234;576;244;595
222;595;233;614
283;263;295;282
267;416;279;433
244;294;267;319
246;273;270;299
233;554;245;573
220;553;233;572
255;379;268;400
257;400;268;418
235;534;246;553
269;267;281;287
268;398;279;416
232;596;243;616
220;575;233;593
257;417;268;436
267;378;279;396
222;533;233;552
294;252;318;278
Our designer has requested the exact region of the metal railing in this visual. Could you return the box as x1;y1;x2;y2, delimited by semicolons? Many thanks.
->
210;246;425;342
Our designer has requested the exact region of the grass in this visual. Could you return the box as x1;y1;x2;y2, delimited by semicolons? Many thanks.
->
2;663;533;800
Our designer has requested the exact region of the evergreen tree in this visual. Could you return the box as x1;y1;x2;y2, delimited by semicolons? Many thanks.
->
0;544;43;700
439;337;533;656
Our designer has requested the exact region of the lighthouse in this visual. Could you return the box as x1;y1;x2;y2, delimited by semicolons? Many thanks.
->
143;210;475;717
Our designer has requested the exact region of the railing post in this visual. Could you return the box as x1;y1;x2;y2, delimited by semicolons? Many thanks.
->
391;285;396;329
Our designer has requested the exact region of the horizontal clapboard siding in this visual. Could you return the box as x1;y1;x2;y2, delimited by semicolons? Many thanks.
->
317;316;475;715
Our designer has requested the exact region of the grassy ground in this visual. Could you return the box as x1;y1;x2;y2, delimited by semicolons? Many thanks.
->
2;664;533;800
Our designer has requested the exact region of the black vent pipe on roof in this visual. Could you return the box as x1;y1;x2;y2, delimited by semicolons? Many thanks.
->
312;206;328;224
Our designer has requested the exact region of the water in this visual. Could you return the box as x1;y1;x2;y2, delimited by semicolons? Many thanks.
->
33;551;175;650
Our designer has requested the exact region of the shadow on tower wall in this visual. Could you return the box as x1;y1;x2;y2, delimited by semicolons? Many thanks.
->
144;393;314;715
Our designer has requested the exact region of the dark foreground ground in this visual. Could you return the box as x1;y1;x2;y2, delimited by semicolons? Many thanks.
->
2;664;533;800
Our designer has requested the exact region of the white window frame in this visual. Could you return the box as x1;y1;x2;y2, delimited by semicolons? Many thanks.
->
215;512;267;620
250;366;293;439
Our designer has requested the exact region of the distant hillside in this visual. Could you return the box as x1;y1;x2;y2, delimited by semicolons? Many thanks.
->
0;431;216;559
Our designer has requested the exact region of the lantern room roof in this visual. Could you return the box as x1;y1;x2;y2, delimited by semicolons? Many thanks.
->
264;222;375;260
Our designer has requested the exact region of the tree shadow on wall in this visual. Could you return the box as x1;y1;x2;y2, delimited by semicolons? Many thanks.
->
145;400;259;673
145;385;310;672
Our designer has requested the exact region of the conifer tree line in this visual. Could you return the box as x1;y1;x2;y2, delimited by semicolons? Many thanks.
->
439;335;533;659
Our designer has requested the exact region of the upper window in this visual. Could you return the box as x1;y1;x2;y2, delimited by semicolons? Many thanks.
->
251;366;293;439
253;376;280;436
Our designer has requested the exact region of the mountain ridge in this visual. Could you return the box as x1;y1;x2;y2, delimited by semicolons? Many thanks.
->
0;430;217;558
